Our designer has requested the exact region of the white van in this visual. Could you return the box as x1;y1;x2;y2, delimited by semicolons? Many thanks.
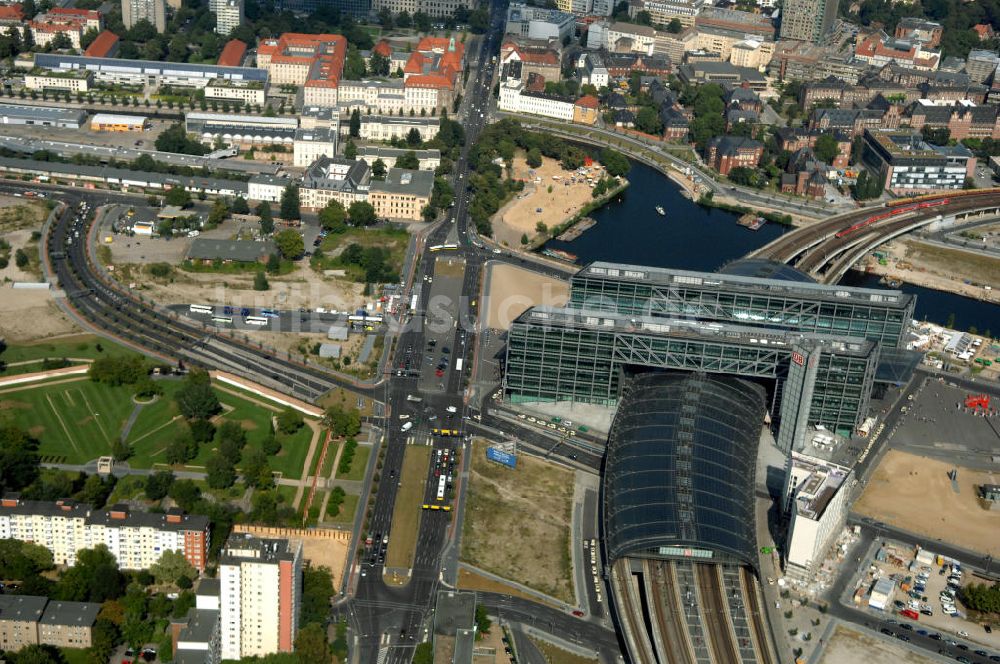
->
401;422;413;432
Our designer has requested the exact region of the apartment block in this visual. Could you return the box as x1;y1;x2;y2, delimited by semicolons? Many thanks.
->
369;168;434;221
0;495;210;571
0;596;99;652
779;0;837;43
121;0;165;33
219;534;303;660
30;8;103;49
215;0;243;36
299;156;371;209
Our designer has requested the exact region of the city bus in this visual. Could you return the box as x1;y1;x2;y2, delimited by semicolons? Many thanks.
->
244;316;268;326
429;244;458;252
212;316;233;325
189;304;213;314
436;475;447;501
260;309;280;318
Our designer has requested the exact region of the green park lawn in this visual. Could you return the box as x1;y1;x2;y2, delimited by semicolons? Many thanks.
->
0;335;142;376
0;378;137;464
2;377;315;479
326;493;359;524
340;445;370;482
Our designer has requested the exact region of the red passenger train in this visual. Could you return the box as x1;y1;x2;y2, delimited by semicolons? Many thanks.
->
834;199;950;239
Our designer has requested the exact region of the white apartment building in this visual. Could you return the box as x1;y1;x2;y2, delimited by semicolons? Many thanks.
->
783;453;853;581
498;79;575;121
0;497;210;571
629;0;704;27
215;0;243;36
357;146;441;171
121;0;166;33
293;127;337;167
219;534;303;660
357;115;440;142
24;71;92;93
607;22;657;55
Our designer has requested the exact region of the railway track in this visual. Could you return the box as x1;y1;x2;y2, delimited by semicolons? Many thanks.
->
740;567;777;664
47;202;367;402
610;560;659;664
648;561;695;664
695;564;740;664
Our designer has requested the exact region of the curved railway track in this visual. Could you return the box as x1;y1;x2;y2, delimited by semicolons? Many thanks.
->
611;561;659;664
695;564;740;664
47;202;370;401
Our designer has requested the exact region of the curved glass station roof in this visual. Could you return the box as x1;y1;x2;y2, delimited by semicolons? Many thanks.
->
718;258;815;282
603;372;766;569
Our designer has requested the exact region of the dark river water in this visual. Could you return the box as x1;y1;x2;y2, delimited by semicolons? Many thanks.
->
543;160;999;332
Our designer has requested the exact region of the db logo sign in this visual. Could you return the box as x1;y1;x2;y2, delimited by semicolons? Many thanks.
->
792;352;805;366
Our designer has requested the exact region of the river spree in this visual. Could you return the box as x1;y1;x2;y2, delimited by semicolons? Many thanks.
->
544;160;999;331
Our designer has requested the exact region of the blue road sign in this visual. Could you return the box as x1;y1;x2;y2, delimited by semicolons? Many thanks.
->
486;446;517;469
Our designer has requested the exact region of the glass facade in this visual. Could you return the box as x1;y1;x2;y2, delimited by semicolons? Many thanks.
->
505;307;879;434
569;262;915;348
602;372;764;568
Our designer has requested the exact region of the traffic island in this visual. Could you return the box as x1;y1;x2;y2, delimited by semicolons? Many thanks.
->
382;445;433;586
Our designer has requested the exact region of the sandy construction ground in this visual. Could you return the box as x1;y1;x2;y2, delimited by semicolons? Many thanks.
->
860;238;1000;304
492;156;607;247
853;450;1000;556
0;288;80;342
484;262;569;330
817;625;938;664
461;439;576;603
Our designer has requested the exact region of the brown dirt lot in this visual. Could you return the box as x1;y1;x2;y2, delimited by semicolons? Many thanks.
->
492;156;607;248
854;450;1000;556
817;625;938;664
456;567;560;608
0;289;81;342
484;263;569;330
461;439;575;603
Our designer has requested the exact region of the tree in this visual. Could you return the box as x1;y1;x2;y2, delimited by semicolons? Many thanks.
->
56;545;124;602
396;150;420;170
0;427;38;494
149;550;195;586
667;17;683;32
279;184;301;220
266;252;281;274
276;408;304;434
370;51;390;76
318;199;347;232
294;623;328;663
813;133;840;164
520;232;529;244
474;604;492;636
372;158;387;180
348;200;377;226
406;127;422;147
344;139;358;160
323;405;361;438
206;456;236;489
526;147;543;168
155;123;208;156
344;45;366;79
599;148;630;177
256;201;274;235
922;125;951;146
174;371;221;420
13;644;64;664
253;268;271;291
349;109;361;138
240;447;273;489
232;196;250;215
164;186;192;208
635;106;662;135
397;9;412;27
274;228;305;259
144;470;174;500
89;618;119;664
852;168;883;200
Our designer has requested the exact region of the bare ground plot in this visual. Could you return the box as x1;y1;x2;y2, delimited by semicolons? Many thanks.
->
0;198;48;233
0;289;80;342
530;639;598;664
461;439;575;604
115;260;363;312
385;445;432;573
492;156;607;248
484;263;569;330
816;625;938;664
854;450;1000;556
284;532;351;590
862;239;1000;305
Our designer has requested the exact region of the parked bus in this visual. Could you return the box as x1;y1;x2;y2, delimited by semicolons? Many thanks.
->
429;244;458;252
436;476;446;501
244;316;268;326
212;316;233;325
260;309;280;318
189;304;213;314
455;358;463;372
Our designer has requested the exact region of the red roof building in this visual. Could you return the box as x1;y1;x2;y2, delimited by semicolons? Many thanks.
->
974;24;995;41
84;30;119;58
0;4;25;22
217;39;247;67
373;39;392;58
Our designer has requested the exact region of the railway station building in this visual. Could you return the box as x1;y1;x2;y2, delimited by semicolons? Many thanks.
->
505;260;917;444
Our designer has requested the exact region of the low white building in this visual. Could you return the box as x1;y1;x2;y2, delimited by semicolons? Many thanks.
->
783;453;853;581
505;3;575;42
357;115;440;143
24;70;92;93
247;174;291;203
356;146;441;171
204;78;265;106
293;127;337;168
869;576;895;611
498;79;574;121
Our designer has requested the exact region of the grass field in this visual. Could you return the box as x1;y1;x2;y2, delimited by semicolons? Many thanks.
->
461;439;576;603
0;334;142;376
59;648;92;664
313;227;409;282
320;439;340;479
341;445;370;481
2;375;315;479
327;493;359;524
317;386;374;417
531;640;599;664
0;377;137;464
385;445;431;570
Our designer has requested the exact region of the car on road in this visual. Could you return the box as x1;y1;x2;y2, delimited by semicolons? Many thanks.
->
571;610;584;617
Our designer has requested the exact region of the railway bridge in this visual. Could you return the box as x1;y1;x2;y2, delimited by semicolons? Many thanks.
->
747;190;1000;283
